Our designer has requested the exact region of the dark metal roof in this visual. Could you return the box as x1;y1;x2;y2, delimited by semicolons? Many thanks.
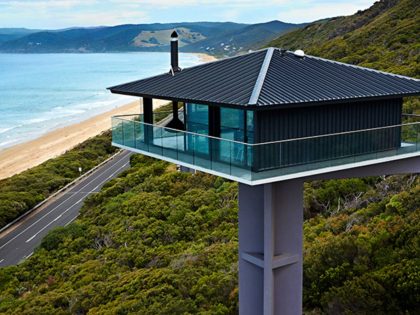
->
109;48;420;108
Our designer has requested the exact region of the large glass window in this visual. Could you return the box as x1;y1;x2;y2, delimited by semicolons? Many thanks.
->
186;103;209;135
185;103;254;166
220;107;249;164
220;107;245;142
186;103;209;155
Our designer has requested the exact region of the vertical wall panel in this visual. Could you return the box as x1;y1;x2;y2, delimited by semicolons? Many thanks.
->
254;98;403;171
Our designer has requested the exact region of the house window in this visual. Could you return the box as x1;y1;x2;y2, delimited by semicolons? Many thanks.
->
186;103;209;155
186;103;209;135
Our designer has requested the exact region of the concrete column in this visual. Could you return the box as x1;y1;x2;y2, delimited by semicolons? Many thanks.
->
239;180;303;315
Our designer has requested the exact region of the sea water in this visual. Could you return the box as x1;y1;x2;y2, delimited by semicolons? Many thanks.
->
0;53;201;149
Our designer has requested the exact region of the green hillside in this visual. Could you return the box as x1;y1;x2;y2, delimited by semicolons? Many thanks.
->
0;132;117;229
0;156;240;314
269;0;419;77
0;155;418;314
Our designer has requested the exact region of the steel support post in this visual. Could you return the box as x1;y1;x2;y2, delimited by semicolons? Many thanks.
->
239;179;303;315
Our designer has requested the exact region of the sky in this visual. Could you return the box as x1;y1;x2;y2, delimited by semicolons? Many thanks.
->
0;0;377;29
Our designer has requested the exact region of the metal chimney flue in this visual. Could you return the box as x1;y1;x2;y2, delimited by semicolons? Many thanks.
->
170;30;181;73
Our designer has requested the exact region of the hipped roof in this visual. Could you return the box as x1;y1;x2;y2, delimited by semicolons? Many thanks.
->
109;48;420;108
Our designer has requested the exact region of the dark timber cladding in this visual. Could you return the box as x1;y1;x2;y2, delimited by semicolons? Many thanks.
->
109;48;420;107
253;99;403;171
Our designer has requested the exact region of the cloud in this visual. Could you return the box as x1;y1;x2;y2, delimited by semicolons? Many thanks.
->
0;0;149;28
0;0;96;9
0;0;376;28
56;10;149;27
106;0;296;9
219;9;241;21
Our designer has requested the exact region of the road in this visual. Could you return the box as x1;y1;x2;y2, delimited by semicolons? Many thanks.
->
0;150;132;267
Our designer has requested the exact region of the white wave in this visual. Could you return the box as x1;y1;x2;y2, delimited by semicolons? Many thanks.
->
0;138;19;149
0;127;13;134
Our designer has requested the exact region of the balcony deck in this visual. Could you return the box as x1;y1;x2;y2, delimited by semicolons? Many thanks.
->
112;114;420;185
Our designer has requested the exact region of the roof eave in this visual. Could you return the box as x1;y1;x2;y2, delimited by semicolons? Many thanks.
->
109;89;252;109
109;88;419;110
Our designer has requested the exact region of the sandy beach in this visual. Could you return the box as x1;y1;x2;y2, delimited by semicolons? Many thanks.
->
196;53;217;63
0;99;171;180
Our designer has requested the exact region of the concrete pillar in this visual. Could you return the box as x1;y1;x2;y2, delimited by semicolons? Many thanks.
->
239;180;303;315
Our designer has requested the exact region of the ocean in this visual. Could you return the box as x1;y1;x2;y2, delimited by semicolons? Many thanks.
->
0;53;201;149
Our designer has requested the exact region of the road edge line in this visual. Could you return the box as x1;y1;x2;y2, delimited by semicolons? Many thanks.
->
0;149;125;235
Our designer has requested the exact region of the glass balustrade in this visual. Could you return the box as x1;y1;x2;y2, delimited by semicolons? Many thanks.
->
112;114;420;183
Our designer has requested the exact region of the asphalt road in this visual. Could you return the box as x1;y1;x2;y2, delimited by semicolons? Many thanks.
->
0;150;132;267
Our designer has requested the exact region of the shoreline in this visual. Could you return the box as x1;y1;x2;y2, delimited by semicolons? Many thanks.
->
0;99;170;180
195;53;217;63
0;52;217;180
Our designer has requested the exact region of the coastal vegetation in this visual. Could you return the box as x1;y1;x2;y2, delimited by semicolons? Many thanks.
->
269;0;419;78
0;0;419;314
0;131;117;229
0;155;418;314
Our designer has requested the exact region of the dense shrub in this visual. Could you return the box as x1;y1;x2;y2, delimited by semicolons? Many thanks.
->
269;0;420;78
0;152;418;314
0;131;117;229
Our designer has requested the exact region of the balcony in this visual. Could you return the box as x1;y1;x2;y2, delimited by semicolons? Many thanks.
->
112;113;420;185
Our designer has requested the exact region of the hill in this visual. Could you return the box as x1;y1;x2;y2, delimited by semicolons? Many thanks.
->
0;21;303;56
185;20;303;55
0;155;418;314
0;28;40;44
269;0;419;77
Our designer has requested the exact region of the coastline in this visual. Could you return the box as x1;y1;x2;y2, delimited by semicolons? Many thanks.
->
195;53;217;63
0;99;169;180
0;52;217;180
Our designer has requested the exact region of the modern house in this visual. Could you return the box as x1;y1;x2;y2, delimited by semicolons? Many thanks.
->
109;32;420;186
109;32;420;315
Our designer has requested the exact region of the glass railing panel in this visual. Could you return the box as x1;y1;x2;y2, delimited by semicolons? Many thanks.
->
112;116;420;184
210;139;231;175
122;119;135;148
177;133;194;165
229;142;251;180
193;133;211;169
149;125;163;156
134;122;149;152
161;127;181;160
112;118;123;145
